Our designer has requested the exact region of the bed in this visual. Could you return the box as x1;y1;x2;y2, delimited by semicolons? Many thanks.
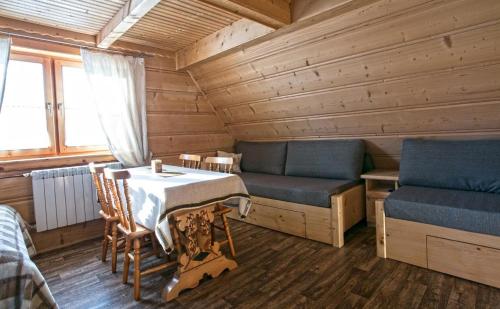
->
0;205;57;308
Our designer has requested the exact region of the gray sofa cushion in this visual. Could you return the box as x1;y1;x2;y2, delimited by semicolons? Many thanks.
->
385;186;500;236
399;139;500;193
239;172;357;208
285;140;365;180
236;141;287;175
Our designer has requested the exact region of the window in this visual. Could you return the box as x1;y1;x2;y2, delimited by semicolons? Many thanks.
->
0;55;54;157
55;60;107;152
0;53;107;159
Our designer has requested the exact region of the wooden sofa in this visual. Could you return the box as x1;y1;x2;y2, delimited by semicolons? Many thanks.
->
228;140;366;248
376;139;500;288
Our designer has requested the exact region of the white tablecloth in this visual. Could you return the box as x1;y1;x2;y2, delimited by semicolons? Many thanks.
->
127;165;251;251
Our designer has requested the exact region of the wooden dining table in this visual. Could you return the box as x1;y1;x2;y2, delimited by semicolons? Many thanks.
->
125;165;251;301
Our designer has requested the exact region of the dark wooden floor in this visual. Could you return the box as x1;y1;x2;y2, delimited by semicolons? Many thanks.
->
34;220;500;309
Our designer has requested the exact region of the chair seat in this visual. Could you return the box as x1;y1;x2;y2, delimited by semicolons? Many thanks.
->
385;186;500;236
118;223;153;239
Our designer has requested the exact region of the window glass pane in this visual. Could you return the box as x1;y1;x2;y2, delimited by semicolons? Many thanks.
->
0;60;51;151
61;65;107;147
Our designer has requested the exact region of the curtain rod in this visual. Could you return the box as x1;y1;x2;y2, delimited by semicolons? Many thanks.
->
0;30;156;58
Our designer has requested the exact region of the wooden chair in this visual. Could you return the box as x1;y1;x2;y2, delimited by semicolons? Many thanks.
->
179;154;201;169
89;162;120;273
103;168;176;301
204;157;236;257
204;156;233;173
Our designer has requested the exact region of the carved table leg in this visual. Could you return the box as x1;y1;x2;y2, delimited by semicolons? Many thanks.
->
162;205;238;301
163;255;237;301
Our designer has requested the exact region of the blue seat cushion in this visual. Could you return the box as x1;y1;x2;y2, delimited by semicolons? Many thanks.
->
385;186;500;236
236;141;287;175
399;139;500;193
239;172;357;208
285;139;365;180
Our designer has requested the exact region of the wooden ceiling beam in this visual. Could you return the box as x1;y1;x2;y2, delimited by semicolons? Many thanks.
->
97;0;162;48
0;16;173;58
176;19;273;70
110;40;174;57
199;0;292;29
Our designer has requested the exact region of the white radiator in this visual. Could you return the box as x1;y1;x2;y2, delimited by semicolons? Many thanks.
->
31;163;121;232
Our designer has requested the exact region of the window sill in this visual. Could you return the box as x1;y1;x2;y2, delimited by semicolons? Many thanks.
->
0;152;115;177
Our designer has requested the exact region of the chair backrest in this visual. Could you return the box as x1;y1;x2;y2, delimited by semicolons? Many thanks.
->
89;162;115;217
103;168;137;232
179;154;201;169
205;157;233;173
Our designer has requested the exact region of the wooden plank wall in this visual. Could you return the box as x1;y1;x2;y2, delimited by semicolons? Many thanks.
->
144;56;234;164
188;0;500;168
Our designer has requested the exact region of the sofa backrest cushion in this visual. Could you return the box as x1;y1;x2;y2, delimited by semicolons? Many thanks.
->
235;141;287;175
285;140;365;180
399;139;500;193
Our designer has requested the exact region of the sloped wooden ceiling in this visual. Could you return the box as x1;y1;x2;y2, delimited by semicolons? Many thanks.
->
0;0;247;53
187;0;500;169
120;0;241;50
0;0;127;35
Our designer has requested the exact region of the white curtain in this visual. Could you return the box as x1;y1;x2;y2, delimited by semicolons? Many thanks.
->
81;49;149;167
0;37;11;112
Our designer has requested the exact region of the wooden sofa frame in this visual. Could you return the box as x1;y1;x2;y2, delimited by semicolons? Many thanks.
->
228;184;365;248
375;200;500;288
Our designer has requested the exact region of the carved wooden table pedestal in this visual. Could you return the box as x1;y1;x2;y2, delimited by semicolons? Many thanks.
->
163;205;238;301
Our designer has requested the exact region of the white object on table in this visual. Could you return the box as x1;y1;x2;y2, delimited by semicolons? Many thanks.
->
127;165;251;252
151;159;162;173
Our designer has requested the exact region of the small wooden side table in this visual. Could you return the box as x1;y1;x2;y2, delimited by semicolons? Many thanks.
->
361;169;399;226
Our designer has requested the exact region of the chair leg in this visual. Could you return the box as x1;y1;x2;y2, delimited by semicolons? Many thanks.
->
210;222;215;246
111;223;118;273
123;239;131;284
152;234;161;258
133;238;141;301
101;220;110;262
221;214;236;258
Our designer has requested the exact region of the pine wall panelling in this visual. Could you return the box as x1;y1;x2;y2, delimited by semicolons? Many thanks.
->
144;56;234;165
187;0;500;169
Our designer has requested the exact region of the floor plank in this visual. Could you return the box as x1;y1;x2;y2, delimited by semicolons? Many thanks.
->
33;219;500;308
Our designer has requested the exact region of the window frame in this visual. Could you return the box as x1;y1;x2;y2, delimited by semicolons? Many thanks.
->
0;51;109;161
0;53;57;159
54;59;108;154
